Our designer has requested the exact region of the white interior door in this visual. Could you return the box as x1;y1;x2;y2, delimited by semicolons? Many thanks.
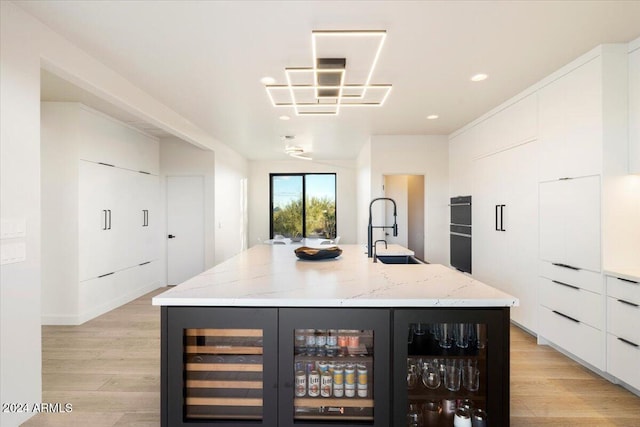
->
167;176;205;285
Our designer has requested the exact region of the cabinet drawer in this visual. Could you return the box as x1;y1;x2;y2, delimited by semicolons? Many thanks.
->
540;261;602;294
607;296;640;343
540;277;603;329
607;333;640;390
606;275;640;305
539;305;604;370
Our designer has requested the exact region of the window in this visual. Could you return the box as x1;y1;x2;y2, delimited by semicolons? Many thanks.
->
270;173;336;239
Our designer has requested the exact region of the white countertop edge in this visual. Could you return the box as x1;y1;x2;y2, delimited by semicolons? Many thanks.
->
152;297;519;308
604;269;640;283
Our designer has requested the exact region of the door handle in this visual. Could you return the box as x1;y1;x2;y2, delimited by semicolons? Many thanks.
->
168;234;176;239
107;210;112;230
499;205;506;231
495;205;499;231
102;210;108;230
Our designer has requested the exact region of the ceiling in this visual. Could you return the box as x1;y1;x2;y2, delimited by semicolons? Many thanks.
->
22;1;640;160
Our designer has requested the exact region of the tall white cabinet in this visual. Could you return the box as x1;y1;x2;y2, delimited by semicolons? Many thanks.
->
629;41;640;174
41;102;161;325
473;140;539;332
450;42;637;392
536;45;628;371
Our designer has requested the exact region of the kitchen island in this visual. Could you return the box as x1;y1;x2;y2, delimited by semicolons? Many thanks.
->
154;244;517;427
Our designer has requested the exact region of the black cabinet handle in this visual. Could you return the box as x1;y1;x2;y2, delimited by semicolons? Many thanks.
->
98;272;115;278
102;210;108;230
499;204;506;231
552;280;580;290
617;277;639;285
168;234;176;239
618;299;639;308
552;262;580;271
107;210;112;230
552;310;580;323
617;337;639;348
495;205;499;231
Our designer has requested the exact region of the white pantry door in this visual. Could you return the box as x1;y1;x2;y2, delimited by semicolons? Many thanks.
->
167;176;205;285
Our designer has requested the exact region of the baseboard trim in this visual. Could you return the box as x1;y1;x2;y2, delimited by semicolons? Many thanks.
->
42;282;161;325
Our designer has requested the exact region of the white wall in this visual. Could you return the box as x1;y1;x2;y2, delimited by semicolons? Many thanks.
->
1;5;43;422
369;135;450;264
159;137;248;273
248;159;358;246
41;103;80;321
383;175;409;248
159;137;216;280
0;3;248;424
356;140;372;245
214;143;250;264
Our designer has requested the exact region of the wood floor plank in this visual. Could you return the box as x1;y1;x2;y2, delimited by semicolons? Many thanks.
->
22;287;640;426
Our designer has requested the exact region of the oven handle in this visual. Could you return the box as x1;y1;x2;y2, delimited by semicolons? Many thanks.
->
450;232;471;238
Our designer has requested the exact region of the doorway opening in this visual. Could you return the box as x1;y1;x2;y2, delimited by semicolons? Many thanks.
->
383;175;425;261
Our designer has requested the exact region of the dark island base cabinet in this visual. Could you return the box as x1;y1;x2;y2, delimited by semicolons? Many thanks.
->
161;306;509;427
394;308;510;427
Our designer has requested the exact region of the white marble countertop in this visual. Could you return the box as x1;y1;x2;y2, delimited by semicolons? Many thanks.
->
152;244;518;308
604;268;640;283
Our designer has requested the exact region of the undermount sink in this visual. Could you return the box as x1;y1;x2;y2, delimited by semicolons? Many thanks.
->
376;255;425;264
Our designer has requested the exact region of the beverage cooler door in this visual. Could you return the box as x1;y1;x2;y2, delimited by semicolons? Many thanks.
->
165;307;278;426
278;308;390;427
394;309;509;427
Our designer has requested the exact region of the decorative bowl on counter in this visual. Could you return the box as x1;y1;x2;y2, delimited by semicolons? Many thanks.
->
294;246;342;261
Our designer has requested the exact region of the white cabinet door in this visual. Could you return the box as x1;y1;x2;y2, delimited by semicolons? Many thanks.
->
134;172;160;265
79;161;154;280
538;75;568;181
539;176;601;272
503;142;539;331
473;143;539;332
77;105;159;174
79;161;121;280
629;48;640;174
539;180;567;265
538;58;603;181
472;152;505;284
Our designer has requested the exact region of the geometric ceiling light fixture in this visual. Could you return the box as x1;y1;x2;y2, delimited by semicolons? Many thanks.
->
264;30;392;116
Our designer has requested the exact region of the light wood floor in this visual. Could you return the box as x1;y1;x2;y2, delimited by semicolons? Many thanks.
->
23;288;640;426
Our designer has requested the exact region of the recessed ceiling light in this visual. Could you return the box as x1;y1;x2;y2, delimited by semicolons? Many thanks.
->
426;114;439;120
260;76;276;85
471;73;488;82
279;115;290;121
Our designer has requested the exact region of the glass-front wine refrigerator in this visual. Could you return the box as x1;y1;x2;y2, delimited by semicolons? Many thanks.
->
393;309;509;427
278;308;390;427
164;307;279;426
163;306;390;426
